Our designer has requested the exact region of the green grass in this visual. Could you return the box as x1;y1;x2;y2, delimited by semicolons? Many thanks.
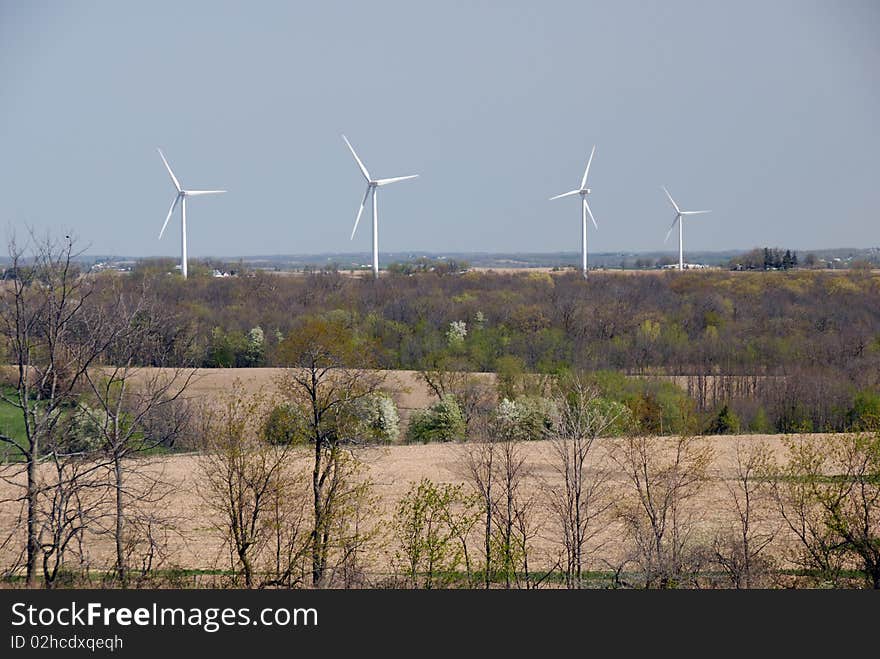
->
0;386;27;461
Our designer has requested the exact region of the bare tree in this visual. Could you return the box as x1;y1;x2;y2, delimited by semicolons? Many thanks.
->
0;234;124;586
711;440;777;588
460;417;497;589
492;434;537;588
35;445;108;588
76;278;196;585
769;437;846;585
199;386;308;588
772;434;880;589
460;410;540;589
420;359;494;432
612;434;713;588
545;379;617;588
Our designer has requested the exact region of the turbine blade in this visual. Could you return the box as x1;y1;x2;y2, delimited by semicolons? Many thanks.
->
342;135;371;182
585;200;598;229
351;186;371;240
681;210;711;215
580;145;596;189
157;148;181;192
661;186;680;214
159;195;180;240
549;189;580;200
184;190;227;196
664;215;679;243
375;174;419;186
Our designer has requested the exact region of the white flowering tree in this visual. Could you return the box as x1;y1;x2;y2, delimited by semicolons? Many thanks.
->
357;392;401;443
446;320;468;347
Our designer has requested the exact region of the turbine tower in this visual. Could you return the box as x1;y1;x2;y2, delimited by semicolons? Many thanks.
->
550;145;598;279
662;186;711;271
157;148;225;279
342;135;419;279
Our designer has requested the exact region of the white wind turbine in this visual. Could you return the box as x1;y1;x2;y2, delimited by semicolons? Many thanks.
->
342;135;419;279
550;145;598;278
662;186;711;271
157;148;226;279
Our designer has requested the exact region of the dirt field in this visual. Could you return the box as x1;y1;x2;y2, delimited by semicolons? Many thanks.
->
0;433;841;578
122;367;496;426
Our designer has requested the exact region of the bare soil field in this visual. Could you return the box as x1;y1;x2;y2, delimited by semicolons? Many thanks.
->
0;433;843;577
122;367;495;426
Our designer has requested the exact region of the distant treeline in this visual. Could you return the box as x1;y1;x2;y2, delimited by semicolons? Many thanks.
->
81;265;880;433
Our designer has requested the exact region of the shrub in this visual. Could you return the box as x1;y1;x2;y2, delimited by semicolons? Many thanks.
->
62;405;107;453
262;403;304;445
492;396;555;440
847;389;880;431
585;396;635;436
748;406;773;434
407;396;466;443
706;404;741;435
355;392;401;443
588;371;695;434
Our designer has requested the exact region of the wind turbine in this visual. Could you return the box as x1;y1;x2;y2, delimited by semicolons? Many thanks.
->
157;148;225;279
550;145;598;279
342;135;419;279
662;186;711;271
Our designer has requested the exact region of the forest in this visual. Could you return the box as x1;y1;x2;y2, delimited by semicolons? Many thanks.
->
106;260;880;434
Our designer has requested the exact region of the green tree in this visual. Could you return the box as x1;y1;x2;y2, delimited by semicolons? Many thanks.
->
707;404;741;435
394;479;479;588
407;396;466;443
275;314;384;586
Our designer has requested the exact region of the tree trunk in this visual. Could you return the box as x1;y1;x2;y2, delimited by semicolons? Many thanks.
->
26;447;38;587
311;434;323;587
114;454;127;586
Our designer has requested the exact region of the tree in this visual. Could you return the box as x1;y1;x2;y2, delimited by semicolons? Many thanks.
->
460;407;541;589
275;314;384;586
0;234;124;586
769;437;845;585
612;435;713;588
419;357;494;432
707;404;740;435
773;434;880;589
199;386;308;588
407;396;466;443
545;379;618;588
393;478;479;588
79;279;195;586
819;433;880;589
712;440;777;588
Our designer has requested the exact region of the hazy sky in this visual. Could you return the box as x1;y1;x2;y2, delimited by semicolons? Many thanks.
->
1;0;878;257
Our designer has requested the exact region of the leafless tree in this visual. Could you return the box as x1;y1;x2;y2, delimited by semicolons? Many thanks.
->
420;360;494;431
460;410;540;589
711;440;778;588
0;233;125;586
545;379;618;588
459;418;497;589
612;434;713;588
77;278;196;585
35;445;108;587
769;437;845;585
199;386;308;589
